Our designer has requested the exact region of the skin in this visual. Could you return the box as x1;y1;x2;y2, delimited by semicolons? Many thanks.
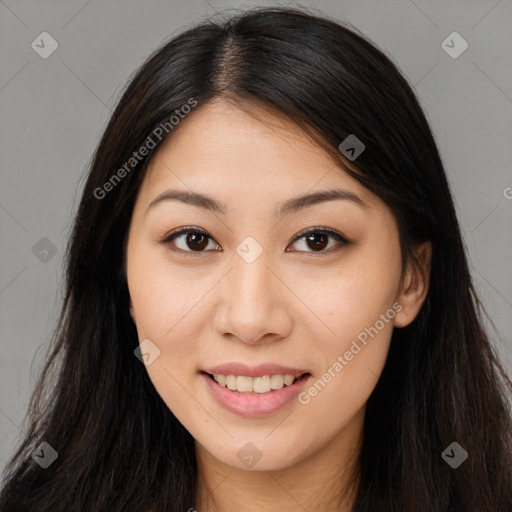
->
125;98;431;511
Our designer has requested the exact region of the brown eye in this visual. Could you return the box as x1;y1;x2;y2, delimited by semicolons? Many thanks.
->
183;232;209;251
162;228;219;253
288;228;348;254
161;226;348;256
305;232;329;251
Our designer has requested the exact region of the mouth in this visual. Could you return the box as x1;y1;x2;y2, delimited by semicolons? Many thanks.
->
202;371;311;394
200;370;312;417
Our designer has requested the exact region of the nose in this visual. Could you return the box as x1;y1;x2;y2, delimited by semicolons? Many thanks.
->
213;248;292;345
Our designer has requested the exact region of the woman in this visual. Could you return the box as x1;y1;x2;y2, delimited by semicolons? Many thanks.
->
1;6;511;512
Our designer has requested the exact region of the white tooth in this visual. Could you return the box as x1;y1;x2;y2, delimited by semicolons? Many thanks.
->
236;376;253;393
284;375;295;386
214;374;226;386
270;374;285;389
215;374;298;392
253;376;272;393
225;375;237;390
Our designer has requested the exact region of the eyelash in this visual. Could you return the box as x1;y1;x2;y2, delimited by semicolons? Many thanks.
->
159;226;350;257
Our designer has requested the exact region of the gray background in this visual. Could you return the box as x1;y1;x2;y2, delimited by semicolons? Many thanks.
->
1;0;511;474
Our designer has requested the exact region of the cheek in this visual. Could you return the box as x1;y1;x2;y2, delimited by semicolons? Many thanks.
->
303;242;401;344
296;287;395;441
128;242;210;340
294;239;400;407
128;252;211;416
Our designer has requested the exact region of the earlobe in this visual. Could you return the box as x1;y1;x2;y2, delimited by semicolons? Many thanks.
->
394;241;432;328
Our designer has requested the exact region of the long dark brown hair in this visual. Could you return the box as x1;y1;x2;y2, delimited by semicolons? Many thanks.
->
1;7;511;511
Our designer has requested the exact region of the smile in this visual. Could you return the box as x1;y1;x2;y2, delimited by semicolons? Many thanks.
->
208;373;305;393
201;371;312;417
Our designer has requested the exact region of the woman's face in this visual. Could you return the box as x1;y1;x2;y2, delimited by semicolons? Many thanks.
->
126;98;428;472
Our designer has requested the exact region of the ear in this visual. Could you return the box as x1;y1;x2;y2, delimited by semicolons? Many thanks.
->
394;241;432;328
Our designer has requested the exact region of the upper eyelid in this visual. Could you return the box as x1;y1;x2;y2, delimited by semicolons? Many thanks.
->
291;226;345;241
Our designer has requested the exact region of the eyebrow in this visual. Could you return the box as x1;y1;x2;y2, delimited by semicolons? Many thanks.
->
145;188;367;218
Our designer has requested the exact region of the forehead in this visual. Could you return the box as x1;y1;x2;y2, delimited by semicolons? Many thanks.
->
135;98;381;215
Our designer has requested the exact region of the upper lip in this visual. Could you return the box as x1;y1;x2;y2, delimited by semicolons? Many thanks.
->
202;363;311;378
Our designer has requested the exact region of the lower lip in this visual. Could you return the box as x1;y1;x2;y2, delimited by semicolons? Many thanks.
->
201;372;311;417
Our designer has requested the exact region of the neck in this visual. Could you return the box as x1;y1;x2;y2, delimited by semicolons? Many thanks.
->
194;406;364;512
